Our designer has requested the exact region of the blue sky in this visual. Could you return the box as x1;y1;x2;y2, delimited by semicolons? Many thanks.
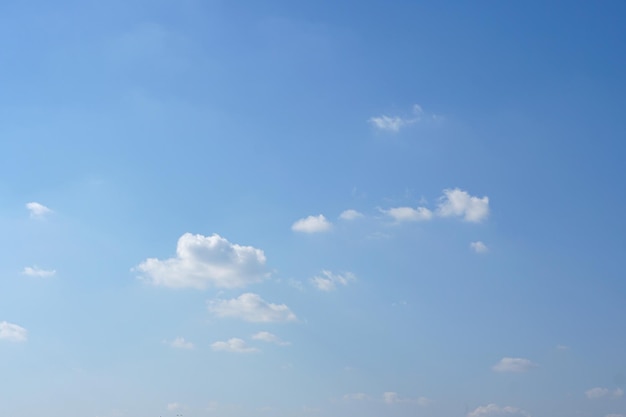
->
1;1;626;416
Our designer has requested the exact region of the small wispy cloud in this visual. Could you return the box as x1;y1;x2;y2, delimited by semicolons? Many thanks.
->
167;403;181;411
291;214;332;233
26;202;52;219
381;206;433;223
343;393;368;401
211;338;259;353
470;241;489;253
311;270;356;291
467;403;530;417
251;331;290;346
165;337;195;350
585;387;623;399
369;104;425;132
0;321;28;342
382;392;430;406
208;293;297;323
339;209;364;220
492;357;537;373
22;266;56;278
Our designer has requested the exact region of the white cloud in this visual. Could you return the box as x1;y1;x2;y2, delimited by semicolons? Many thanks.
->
134;233;268;289
291;215;332;233
369;104;424;132
0;321;28;342
556;344;569;351
167;403;180;411
165;337;195;350
251;331;290;346
492;357;537;373
311;270;356;291
468;404;530;417
339;209;364;220
437;188;490;222
208;293;297;322
382;392;429;405
382;206;433;222
26;202;52;218
470;241;489;253
343;393;368;401
586;387;624;399
211;338;259;353
587;388;610;399
22;266;56;278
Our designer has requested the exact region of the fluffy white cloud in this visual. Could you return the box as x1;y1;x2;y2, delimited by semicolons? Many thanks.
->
339;209;364;220
251;331;290;346
470;241;489;253
382;206;433;222
211;338;259;353
291;215;332;233
586;387;623;399
382;392;429;405
208;293;297;322
437;188;490;222
468;404;530;417
369;104;423;132
167;403;180;411
26;202;52;218
135;233;268;289
22;266;56;278
0;321;27;342
311;270;356;291
165;337;195;350
492;357;537;373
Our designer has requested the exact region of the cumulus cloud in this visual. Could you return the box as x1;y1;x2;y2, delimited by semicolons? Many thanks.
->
492;357;537;373
208;293;297;322
134;233;268;289
167;403;181;411
339;209;364;220
22;266;56;278
165;337;195;350
369;104;424;132
0;321;28;342
470;241;489;253
586;387;624;399
437;188;490;222
251;331;290;346
382;206;433;222
311;270;356;291
467;404;530;417
211;338;259;353
26;202;52;218
291;215;332;233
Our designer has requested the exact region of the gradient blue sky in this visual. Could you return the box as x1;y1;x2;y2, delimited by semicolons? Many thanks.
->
1;1;626;417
